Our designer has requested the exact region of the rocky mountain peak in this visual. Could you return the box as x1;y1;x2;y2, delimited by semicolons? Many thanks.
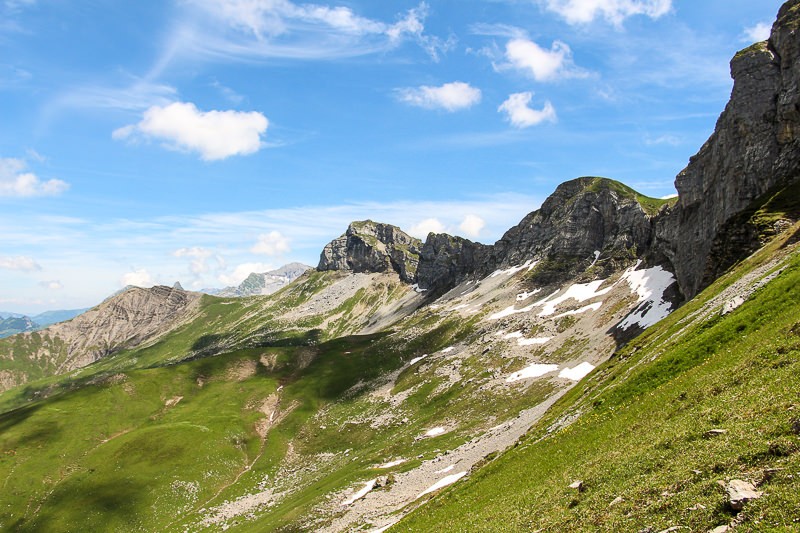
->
317;220;422;283
656;1;800;298
485;177;661;284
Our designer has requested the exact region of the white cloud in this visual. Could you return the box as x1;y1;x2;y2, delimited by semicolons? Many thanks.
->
541;0;672;26
121;268;154;288
459;214;486;239
113;102;269;161
408;217;446;239
499;92;557;128
177;0;451;61
173;246;225;275
743;22;771;43
39;280;63;290
644;134;681;146
0;255;41;271
502;38;584;81
251;230;291;256
0;158;69;197
219;262;275;286
396;82;482;112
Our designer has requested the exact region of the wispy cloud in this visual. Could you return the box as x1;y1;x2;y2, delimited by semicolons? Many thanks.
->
0;255;41;271
395;82;482;112
167;0;452;63
539;0;672;26
52;77;177;112
113;102;269;160
0;157;69;197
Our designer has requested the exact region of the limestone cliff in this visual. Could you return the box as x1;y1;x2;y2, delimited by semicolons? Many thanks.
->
318;220;422;283
487;177;660;284
656;0;800;298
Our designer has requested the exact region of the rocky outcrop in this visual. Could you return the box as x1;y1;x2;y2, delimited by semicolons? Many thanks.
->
656;0;800;298
318;221;422;283
485;177;659;284
416;233;491;292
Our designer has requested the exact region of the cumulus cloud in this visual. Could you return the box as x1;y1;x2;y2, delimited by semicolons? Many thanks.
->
113;102;269;161
498;92;557;128
396;81;482;112
459;214;486;238
0;157;69;197
502;38;583;82
121;268;154;288
39;280;63;290
540;0;672;26
0;255;41;271
408;217;446;239
251;230;291;256
218;262;274;286
743;22;771;43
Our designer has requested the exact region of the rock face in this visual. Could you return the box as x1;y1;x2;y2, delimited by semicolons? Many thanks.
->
416;233;491;292
486;177;657;282
318;221;422;283
320;180;663;293
217;262;312;297
656;0;800;298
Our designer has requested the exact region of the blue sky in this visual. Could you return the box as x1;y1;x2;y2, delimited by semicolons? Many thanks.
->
0;0;784;314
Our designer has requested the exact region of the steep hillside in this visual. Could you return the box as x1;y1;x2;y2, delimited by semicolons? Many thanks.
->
396;222;800;533
0;285;202;392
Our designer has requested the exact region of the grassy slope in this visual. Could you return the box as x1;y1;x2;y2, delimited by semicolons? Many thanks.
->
396;230;800;532
1;286;541;531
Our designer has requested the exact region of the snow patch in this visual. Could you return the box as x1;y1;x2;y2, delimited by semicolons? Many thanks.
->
375;459;405;469
617;264;676;330
516;288;542;301
342;479;377;506
416;471;468;499
551;302;603;319
538;280;611;317
423;427;446;437
489;259;538;278
558;362;595;381
503;331;524;339
407;354;428;366
435;465;455;474
506;363;559;382
517;336;552;346
441;346;455;353
590;250;601;267
411;284;428;293
488;289;560;320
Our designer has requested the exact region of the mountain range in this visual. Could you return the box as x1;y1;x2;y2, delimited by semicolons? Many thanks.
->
0;2;798;532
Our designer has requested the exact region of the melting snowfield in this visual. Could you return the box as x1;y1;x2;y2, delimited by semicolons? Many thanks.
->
618;263;676;330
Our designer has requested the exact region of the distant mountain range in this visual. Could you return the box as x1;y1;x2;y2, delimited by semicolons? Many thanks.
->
203;262;312;297
0;308;89;338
